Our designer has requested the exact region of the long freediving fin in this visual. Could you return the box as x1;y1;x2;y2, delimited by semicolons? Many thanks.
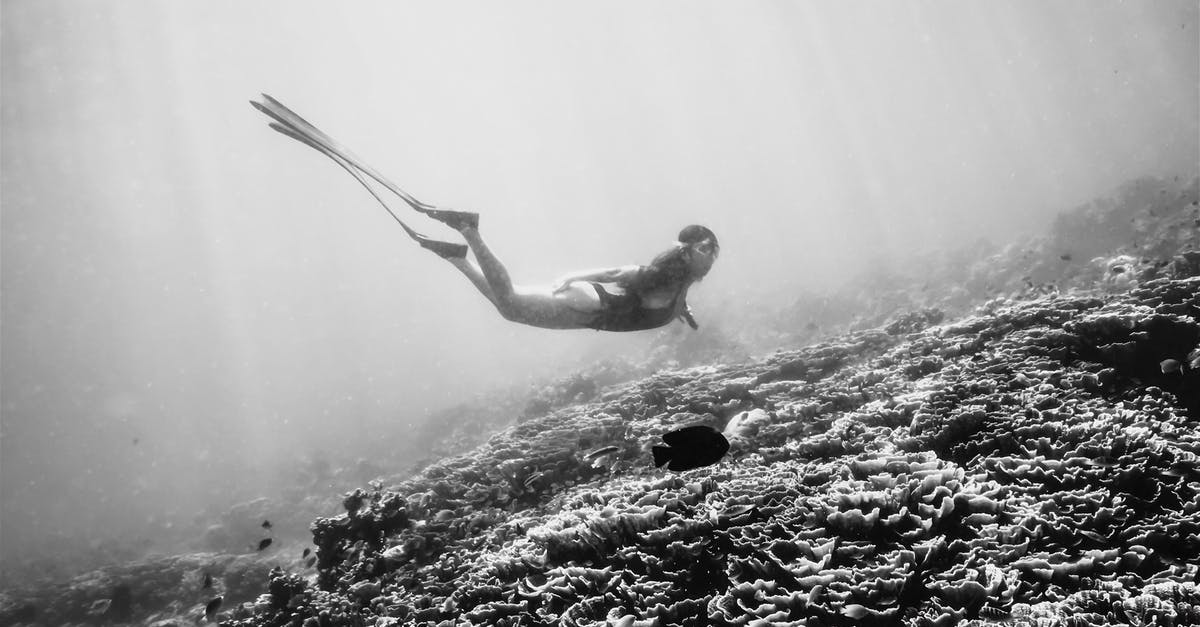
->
266;122;467;258
251;95;433;212
264;120;420;238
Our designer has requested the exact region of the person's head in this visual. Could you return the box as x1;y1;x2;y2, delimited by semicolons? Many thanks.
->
676;225;720;280
623;225;719;294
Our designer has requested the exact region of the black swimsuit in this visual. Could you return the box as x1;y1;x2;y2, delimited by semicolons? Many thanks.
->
584;282;680;332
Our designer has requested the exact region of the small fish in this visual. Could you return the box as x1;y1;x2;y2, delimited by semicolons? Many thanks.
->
305;555;317;568
257;538;272;551
723;504;757;519
523;471;548;489
302;548;311;559
1059;253;1072;261
1188;348;1200;370
204;596;223;622
1160;359;1182;374
261;520;272;530
652;425;730;472
434;509;456;522
202;573;212;589
584;445;620;460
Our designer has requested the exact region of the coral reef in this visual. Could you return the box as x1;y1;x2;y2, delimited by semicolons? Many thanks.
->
2;176;1196;626
215;275;1198;627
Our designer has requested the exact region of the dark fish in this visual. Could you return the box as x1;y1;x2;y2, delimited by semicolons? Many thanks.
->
1111;266;1126;274
302;547;311;559
261;520;272;530
204;596;223;622
584;445;620;460
305;555;317;568
652;425;730;471
132;438;139;445
202;572;212;589
257;538;273;551
1160;359;1182;374
1059;253;1072;261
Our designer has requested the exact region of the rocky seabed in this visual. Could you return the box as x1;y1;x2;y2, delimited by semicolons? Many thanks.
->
208;277;1200;627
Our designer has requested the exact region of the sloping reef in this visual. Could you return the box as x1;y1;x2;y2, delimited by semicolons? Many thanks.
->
220;276;1200;627
220;179;1200;627
2;177;1199;627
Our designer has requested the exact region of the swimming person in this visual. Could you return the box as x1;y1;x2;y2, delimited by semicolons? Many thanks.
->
251;94;718;332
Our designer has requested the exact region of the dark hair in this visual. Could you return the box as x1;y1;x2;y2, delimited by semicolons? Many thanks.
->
677;225;718;248
620;225;717;295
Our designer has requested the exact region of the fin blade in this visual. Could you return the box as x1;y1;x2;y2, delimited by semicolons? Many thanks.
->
252;95;430;211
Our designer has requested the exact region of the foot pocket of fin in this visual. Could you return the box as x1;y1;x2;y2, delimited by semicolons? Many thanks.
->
419;238;468;259
424;209;479;231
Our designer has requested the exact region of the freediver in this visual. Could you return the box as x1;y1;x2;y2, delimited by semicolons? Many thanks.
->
251;95;719;332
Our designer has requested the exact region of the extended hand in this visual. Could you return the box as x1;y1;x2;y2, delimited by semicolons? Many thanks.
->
681;309;699;330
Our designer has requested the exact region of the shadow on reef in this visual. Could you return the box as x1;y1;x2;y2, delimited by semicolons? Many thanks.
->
1064;293;1200;420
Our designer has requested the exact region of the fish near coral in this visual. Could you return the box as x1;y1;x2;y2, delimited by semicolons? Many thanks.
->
584;445;620;461
204;596;223;622
652;425;730;471
584;445;622;469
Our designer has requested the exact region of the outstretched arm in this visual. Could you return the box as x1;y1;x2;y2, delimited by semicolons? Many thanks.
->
680;306;699;330
552;265;641;292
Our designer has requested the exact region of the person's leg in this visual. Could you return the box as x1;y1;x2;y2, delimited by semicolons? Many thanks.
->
459;226;515;305
427;220;602;328
445;257;500;308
